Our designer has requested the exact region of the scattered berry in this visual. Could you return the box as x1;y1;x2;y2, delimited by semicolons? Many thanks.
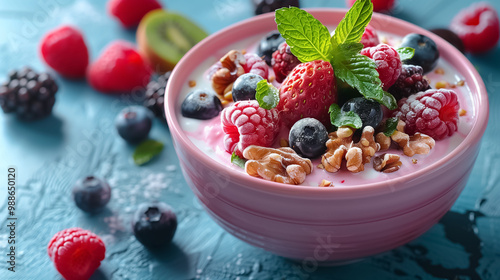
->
289;118;329;158
221;100;280;157
393;89;460;140
39;25;89;79
257;31;285;66
271;42;301;83
232;73;263;102
132;202;177;247
181;89;223;119
360;44;402;90
115;105;154;143
47;228;105;280
88;41;152;94
450;2;500;54
253;0;300;15
388;64;431;100
360;25;380;48
399;33;439;73
108;0;162;28
72;176;111;213
277;60;337;127
144;72;171;119
0;67;58;120
346;0;395;13
341;97;383;130
430;28;465;53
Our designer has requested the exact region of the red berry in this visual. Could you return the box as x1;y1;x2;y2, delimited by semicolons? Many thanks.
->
361;44;402;91
360;25;380;48
107;0;162;28
277;60;337;127
88;41;152;94
47;228;105;280
242;53;269;79
450;2;500;54
221;100;280;157
346;0;395;13
271;42;301;83
393;89;460;140
39;26;89;79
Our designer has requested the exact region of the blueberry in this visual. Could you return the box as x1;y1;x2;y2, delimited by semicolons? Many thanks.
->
253;0;300;16
256;31;285;66
115;106;153;143
289;118;329;158
72;176;111;213
132;202;177;247
430;28;465;53
232;73;263;102
181;89;222;120
341;97;383;130
399;33;440;73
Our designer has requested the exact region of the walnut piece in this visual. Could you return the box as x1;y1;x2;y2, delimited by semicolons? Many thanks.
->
243;145;313;185
376;120;435;157
373;153;402;173
319;179;334;187
211;50;246;103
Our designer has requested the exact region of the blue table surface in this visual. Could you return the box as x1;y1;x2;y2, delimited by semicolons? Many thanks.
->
1;0;499;279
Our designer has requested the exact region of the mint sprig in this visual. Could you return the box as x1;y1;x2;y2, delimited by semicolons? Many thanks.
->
397;47;415;61
255;79;279;109
329;103;362;129
331;0;373;47
231;152;247;168
133;139;164;166
383;117;399;136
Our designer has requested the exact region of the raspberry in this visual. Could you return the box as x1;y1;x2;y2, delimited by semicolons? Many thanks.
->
48;228;105;280
144;72;171;119
271;42;301;83
361;44;402;91
39;25;88;79
346;0;395;13
360;25;380;48
221;100;280;157
277;60;337;127
107;0;162;28
88;41;152;94
388;64;431;100
393;89;460;140
450;2;500;54
242;53;269;79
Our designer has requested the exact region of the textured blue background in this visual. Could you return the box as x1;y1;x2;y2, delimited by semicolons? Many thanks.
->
0;0;499;279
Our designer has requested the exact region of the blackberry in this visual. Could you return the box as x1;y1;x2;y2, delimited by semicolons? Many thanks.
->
144;72;171;119
388;65;431;101
0;66;58;120
253;0;300;15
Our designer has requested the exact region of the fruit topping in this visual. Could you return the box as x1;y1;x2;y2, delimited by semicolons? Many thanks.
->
429;28;465;53
132;202;177;247
373;153;401;173
271;42;301;83
232;73;263;102
243;145;312;185
137;10;208;73
388;64;431;100
115;106;154;143
253;0;300;15
221;100;280;157
47;228;105;280
393;89;460;140
277;60;337;127
257;31;285;66
108;0;162;28
346;0;395;13
72;176;111;214
450;2;500;54
360;44;402;90
399;33;439;73
360;25;380;48
0;67;58;120
39;25;89;79
376;119;435;156
88;41;152;94
144;71;171;119
181;89;223;119
289;118;329;158
341;97;383;130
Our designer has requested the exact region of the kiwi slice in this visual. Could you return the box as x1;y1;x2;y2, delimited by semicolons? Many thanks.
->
137;10;208;73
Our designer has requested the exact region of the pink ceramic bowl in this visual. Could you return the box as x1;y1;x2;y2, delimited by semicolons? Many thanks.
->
165;9;489;263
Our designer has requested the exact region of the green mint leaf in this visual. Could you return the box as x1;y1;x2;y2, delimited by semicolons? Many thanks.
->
331;42;398;110
255;79;279;109
331;0;373;47
329;103;362;129
383;117;399;136
231;152;247;168
275;7;332;63
397;47;415;61
133;139;164;166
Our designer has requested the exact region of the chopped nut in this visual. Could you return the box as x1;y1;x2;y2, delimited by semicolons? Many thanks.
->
268;76;275;83
376;132;391;151
188;80;197;87
391;120;435;157
457;80;465;86
412;158;418;164
211;50;246;102
435;80;449;89
317;163;324;170
319;179;334;187
321;130;351;173
243;145;313;185
373;153;402;173
459;109;467;116
434;68;445;75
280;138;289;147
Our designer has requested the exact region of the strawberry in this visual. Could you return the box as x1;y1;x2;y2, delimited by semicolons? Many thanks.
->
276;60;337;127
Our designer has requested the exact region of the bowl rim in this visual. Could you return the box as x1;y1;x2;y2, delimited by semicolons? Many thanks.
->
166;8;489;197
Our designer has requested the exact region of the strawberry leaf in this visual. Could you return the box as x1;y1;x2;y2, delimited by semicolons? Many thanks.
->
231;152;246;168
397;47;415;61
255;79;280;109
329;103;362;129
331;0;373;47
